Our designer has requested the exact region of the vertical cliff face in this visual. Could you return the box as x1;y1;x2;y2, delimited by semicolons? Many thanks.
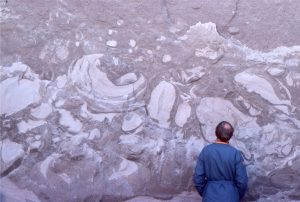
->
1;0;300;201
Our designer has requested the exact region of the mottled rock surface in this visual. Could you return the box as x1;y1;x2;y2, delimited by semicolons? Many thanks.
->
0;0;300;201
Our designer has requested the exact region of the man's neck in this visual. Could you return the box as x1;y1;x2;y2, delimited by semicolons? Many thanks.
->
215;139;229;144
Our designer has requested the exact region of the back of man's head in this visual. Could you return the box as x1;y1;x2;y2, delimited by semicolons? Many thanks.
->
215;121;234;142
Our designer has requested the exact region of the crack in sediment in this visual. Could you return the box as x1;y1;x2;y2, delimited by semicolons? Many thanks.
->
161;0;172;24
0;157;23;178
228;0;240;26
221;0;240;32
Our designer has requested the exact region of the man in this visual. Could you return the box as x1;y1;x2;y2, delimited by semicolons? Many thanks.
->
193;121;248;202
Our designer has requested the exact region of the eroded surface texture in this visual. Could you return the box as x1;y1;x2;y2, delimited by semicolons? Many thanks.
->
1;0;300;201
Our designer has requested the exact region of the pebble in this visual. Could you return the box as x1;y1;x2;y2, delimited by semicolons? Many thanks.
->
117;19;124;26
228;26;240;35
157;36;166;41
162;54;172;63
129;39;136;47
147;50;153;55
106;40;118;47
108;29;117;35
1;139;24;163
267;67;285;76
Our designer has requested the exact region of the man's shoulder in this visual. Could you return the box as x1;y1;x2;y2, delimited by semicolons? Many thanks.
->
228;144;242;153
204;143;240;153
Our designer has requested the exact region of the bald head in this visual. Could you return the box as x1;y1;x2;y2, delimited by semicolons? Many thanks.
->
223;123;231;130
215;121;234;142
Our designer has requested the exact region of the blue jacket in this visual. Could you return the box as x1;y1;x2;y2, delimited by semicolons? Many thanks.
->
193;143;248;202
